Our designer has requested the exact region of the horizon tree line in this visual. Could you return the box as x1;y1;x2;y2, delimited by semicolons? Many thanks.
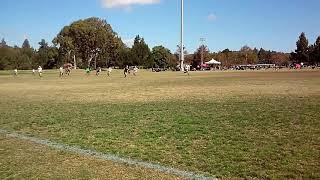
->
0;17;319;70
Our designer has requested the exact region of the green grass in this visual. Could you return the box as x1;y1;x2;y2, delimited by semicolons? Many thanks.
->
0;69;319;179
0;135;182;180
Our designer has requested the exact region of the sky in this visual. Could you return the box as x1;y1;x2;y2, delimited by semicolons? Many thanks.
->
1;0;320;53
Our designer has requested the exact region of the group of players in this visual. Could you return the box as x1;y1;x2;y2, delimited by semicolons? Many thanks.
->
13;65;192;78
123;65;139;78
13;66;43;77
57;65;138;78
91;65;138;78
12;65;193;78
13;65;138;78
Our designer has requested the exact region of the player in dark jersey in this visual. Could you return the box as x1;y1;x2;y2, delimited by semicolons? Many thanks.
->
124;65;129;78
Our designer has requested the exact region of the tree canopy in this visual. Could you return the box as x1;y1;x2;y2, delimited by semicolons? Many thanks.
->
130;35;153;68
22;39;31;49
53;17;124;69
152;46;173;68
290;33;319;65
0;38;7;48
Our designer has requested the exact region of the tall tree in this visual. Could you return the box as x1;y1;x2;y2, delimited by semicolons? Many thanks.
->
0;38;7;47
20;39;34;69
258;48;272;64
37;39;49;67
293;32;309;63
0;43;12;69
192;45;209;68
315;36;320;64
175;45;188;63
152;46;172;68
221;49;231;67
39;39;48;49
22;39;31;49
310;36;320;65
53;17;123;68
118;47;131;67
240;45;258;64
130;35;152;67
37;39;58;68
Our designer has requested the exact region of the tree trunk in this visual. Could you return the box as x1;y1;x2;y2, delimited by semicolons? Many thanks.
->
73;54;77;69
67;50;73;64
88;55;94;68
94;56;97;70
106;58;109;68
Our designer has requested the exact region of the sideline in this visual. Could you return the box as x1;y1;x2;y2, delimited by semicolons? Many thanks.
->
0;129;213;180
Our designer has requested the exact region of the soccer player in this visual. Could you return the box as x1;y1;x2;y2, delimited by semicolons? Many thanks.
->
96;67;101;76
59;67;64;77
13;69;18;76
124;65;129;78
184;65;190;75
38;66;43;77
85;67;90;76
133;66;138;76
107;67;112;77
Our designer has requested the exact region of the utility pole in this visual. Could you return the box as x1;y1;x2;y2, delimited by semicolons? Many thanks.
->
200;38;206;68
180;0;184;71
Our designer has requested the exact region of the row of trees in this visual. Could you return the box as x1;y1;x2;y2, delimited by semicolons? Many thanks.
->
53;17;177;69
187;33;319;68
0;38;58;70
290;32;320;65
188;45;290;68
118;36;176;68
0;17;176;70
0;17;319;70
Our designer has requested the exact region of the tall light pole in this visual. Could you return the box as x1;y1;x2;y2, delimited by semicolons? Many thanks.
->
200;38;206;68
180;0;184;71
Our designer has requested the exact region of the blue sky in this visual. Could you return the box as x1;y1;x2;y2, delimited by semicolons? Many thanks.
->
1;0;320;53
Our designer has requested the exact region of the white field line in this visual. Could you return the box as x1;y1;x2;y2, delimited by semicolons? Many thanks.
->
0;129;214;180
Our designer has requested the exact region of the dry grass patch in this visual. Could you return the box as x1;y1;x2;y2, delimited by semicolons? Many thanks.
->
0;70;319;103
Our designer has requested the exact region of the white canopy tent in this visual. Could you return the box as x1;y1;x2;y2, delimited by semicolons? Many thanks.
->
205;59;221;65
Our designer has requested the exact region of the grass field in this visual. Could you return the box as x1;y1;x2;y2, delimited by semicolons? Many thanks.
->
0;69;319;179
0;134;183;179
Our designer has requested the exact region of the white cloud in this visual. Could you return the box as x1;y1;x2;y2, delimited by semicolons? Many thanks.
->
102;0;160;9
123;37;135;47
207;13;217;22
